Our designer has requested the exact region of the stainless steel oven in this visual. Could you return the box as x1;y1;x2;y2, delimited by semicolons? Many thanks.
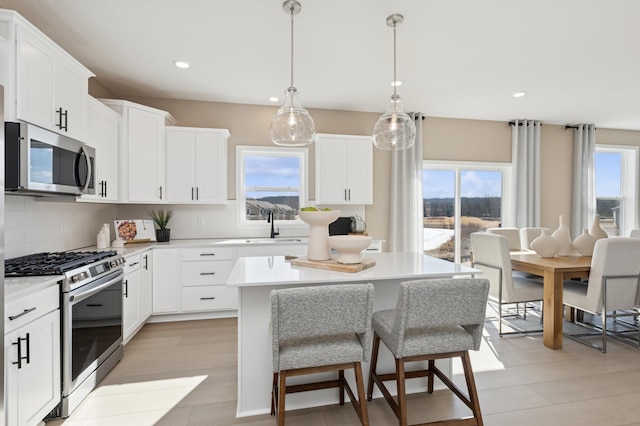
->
60;267;124;416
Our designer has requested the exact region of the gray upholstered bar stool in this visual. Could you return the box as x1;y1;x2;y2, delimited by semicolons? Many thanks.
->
367;278;490;426
270;283;374;426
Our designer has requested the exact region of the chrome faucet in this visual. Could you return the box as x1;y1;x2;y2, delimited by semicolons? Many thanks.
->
268;211;279;238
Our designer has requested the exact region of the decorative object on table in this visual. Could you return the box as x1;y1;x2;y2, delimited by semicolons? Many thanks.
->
372;13;415;151
149;209;174;242
96;227;108;250
552;214;573;256
589;214;608;240
328;235;372;264
350;215;367;234
290;257;376;273
269;0;315;147
298;208;340;260
530;229;560;258
114;219;156;243
100;223;111;248
111;237;125;249
572;229;597;256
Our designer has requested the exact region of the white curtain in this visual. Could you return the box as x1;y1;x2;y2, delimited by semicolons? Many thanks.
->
388;112;424;253
571;124;596;238
510;120;542;228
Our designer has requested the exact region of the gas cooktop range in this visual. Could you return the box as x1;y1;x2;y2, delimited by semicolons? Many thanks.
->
5;251;120;277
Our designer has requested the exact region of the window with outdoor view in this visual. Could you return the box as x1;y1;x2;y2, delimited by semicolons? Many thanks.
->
236;146;308;224
423;162;509;264
594;146;638;237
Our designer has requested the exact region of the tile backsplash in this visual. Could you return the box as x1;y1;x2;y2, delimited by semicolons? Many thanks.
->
4;196;366;259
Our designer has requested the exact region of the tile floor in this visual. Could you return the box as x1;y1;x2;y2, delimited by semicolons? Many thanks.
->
45;310;640;426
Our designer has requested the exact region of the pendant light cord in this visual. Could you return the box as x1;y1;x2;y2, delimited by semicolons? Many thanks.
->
289;5;295;89
393;21;397;98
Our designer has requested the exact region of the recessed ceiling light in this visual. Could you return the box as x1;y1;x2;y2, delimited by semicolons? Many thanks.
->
269;96;280;103
513;91;527;98
173;60;190;69
391;81;402;87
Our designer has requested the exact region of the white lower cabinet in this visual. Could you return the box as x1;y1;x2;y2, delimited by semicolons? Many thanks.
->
122;253;142;344
4;285;61;426
180;247;236;312
141;251;153;319
152;248;180;314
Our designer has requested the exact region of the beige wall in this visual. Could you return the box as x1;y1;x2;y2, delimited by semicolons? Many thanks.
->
90;85;640;246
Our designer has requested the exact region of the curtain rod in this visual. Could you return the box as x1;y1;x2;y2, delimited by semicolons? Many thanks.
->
565;125;597;130
508;120;542;127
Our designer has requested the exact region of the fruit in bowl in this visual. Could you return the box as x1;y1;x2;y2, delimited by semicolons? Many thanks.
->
328;235;373;264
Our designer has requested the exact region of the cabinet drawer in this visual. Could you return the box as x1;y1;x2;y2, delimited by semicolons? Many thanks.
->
182;247;234;261
5;284;60;334
181;285;236;312
181;260;234;286
124;253;142;274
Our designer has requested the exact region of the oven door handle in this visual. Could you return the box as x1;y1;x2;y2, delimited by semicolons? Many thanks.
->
69;271;124;304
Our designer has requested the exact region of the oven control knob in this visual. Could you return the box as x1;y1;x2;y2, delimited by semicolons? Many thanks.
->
110;260;118;267
71;275;80;283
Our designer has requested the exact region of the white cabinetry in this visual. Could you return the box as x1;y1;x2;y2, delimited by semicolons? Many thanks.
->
141;251;153;320
122;253;142;344
152;248;180;314
99;99;176;203
79;96;120;202
4;285;61;426
0;10;93;141
165;127;229;204
315;134;373;204
180;247;236;312
236;244;307;258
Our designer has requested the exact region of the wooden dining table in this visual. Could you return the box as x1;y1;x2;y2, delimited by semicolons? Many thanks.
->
510;253;592;349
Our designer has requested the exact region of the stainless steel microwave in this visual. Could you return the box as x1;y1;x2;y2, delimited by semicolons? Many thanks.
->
5;121;95;196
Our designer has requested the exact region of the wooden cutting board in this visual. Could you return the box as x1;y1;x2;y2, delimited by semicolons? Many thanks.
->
289;257;376;273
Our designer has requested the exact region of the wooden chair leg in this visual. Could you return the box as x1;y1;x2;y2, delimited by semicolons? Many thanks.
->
427;359;435;393
278;370;287;426
271;372;278;416
354;362;370;426
461;351;483;426
339;370;345;405
396;358;407;426
367;333;381;401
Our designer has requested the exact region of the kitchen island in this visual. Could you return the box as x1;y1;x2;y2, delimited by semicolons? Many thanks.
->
226;252;479;417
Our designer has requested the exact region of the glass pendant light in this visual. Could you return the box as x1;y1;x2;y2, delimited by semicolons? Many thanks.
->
270;0;315;146
372;14;415;151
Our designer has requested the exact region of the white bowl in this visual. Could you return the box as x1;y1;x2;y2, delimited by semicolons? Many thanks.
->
298;210;341;226
328;235;372;264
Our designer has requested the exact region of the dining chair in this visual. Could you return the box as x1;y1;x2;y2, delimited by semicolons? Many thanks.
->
562;237;640;352
270;283;374;426
486;227;521;251
471;232;544;335
520;227;550;250
366;278;489;426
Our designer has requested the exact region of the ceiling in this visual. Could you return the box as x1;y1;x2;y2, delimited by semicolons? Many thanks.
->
2;0;640;130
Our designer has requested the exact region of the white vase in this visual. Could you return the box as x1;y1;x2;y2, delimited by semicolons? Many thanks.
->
552;215;573;256
589;214;608;240
573;229;597;256
531;229;560;258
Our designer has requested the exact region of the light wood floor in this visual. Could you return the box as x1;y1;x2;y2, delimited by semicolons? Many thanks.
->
46;312;640;426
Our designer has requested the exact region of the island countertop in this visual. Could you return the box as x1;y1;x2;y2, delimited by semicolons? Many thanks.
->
226;251;479;287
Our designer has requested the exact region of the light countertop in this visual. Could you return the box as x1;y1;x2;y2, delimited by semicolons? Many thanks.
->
226;252;479;287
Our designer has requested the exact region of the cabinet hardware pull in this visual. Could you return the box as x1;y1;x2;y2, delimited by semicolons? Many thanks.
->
104;180;108;198
200;253;216;256
200;297;216;300
348;189;351;200
8;307;37;321
129;261;140;267
159;186;163;200
143;255;148;270
56;108;68;131
25;333;31;365
200;272;216;275
124;280;128;297
12;334;29;369
196;187;199;200
191;187;194;200
344;188;347;200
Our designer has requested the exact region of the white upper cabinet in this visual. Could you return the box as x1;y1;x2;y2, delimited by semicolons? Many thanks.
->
0;10;94;142
99;99;176;203
165;127;229;204
315;133;373;205
79;96;120;202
